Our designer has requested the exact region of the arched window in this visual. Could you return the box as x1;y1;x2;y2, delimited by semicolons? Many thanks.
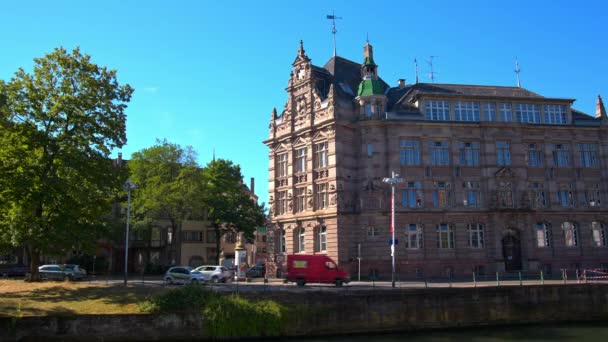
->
536;222;551;247
591;222;607;247
562;222;578;247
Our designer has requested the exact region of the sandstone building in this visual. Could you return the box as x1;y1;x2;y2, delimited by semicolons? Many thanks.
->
264;41;608;279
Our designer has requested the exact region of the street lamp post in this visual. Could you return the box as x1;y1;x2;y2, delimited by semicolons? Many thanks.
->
383;171;404;288
124;179;136;286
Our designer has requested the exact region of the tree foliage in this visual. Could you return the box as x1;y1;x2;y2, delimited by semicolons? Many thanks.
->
0;47;132;279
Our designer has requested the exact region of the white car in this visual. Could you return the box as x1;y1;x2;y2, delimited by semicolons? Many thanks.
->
164;266;206;285
193;265;233;283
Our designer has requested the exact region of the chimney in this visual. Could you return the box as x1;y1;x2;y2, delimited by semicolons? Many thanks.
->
250;177;255;195
398;79;406;88
116;152;122;167
596;95;607;120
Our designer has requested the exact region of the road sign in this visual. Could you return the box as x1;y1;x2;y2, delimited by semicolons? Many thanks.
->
389;239;399;245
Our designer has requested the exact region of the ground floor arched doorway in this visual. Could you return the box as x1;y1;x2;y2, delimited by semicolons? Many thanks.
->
502;230;522;271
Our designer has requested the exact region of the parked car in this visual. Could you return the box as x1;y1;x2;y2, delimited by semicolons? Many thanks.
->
193;265;233;283
164;266;207;285
246;265;266;279
38;264;87;281
0;264;29;278
285;254;350;287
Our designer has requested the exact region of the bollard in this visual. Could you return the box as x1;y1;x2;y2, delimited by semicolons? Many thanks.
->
576;269;580;284
563;269;567;284
496;272;500;286
519;271;522;286
424;278;428;288
540;270;544;285
473;272;476;288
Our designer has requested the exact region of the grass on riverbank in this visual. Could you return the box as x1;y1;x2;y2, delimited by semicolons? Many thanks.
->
0;279;169;317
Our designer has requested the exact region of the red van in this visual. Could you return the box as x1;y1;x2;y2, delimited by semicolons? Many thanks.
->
286;254;350;287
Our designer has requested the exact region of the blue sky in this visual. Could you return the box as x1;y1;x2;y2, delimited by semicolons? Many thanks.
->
2;0;607;205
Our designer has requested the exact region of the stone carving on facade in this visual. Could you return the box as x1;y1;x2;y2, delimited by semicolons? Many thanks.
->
307;188;313;209
268;196;274;217
329;184;337;206
287;192;293;211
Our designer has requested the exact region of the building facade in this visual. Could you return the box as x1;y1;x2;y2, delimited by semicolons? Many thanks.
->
264;40;608;279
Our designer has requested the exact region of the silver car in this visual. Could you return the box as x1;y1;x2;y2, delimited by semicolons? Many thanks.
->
193;265;233;283
164;266;206;285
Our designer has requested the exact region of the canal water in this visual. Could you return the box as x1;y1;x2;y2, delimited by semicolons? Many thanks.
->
279;323;608;341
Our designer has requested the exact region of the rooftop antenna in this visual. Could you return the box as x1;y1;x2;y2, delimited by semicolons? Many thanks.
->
515;57;521;88
414;58;419;84
427;56;439;83
326;11;342;57
212;147;216;162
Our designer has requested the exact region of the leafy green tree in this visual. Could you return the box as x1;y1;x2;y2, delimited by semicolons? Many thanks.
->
201;159;266;265
0;47;132;280
128;139;204;267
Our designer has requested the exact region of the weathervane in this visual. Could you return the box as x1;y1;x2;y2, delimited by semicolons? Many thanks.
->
515;57;521;88
326;11;342;57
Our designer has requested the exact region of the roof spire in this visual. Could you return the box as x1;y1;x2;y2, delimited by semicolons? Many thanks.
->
298;39;305;57
596;95;607;121
414;58;419;84
515;57;521;88
326;12;342;57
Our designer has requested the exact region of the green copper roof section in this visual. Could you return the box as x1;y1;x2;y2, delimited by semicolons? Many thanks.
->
364;56;375;65
357;79;384;97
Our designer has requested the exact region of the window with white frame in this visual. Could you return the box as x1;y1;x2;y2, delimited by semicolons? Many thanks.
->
318;226;327;252
516;103;541;123
536;222;551;247
313;142;328;169
584;184;601;207
433;182;451;208
454;101;480;121
400;140;420;165
296;228;305;253
499;103;513;122
295;187;306;212
463;181;481;207
277;229;286;253
437;223;454;249
458;141;479;166
367;226;378;238
315;183;328;209
529;182;546;208
294;147;307;173
276;191;287;215
402;181;423;208
426;100;450;121
276;152;288;177
528;143;544;167
591;222;607;247
483;102;496;121
496;141;511;166
577;144;598;168
405;224;423;249
429;141;450;165
552;143;570;167
562;222;578;247
468;223;484;248
544;105;567;124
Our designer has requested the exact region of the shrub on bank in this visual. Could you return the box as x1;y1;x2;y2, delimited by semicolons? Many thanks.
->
138;285;215;313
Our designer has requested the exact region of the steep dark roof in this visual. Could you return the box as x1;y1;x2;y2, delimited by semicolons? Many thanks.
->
406;83;546;99
571;108;600;126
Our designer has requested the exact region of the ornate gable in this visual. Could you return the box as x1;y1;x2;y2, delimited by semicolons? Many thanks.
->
495;167;516;179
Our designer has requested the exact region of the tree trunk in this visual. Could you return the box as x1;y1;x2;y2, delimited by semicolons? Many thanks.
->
28;246;41;281
214;224;221;265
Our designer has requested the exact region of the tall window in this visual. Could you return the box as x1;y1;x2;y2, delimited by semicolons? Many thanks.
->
364;103;372;118
318;226;327;252
366;143;374;157
584;184;601;207
433;182;451;208
295;187;306;212
529;182;546;208
276;191;287;215
458;142;479;166
557;184;575;207
405;224;423;249
437;224;454;249
483;102;496;121
516;103;541;123
528;143;544;167
463;181;481;207
591;222;607;247
498;181;513;207
402;181;423;208
499;103;513;122
562;222;578;247
552;143;570;167
315;183;328;209
400;140;420;165
577;144;598;168
294;147;307;173
296;228;306;253
277;229;286;253
454;101;480;121
429;141;450;165
496;141;511;166
544;105;567;124
468;224;484;248
536;223;551;247
313;142;328;169
426;100;450;121
276;152;288;177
